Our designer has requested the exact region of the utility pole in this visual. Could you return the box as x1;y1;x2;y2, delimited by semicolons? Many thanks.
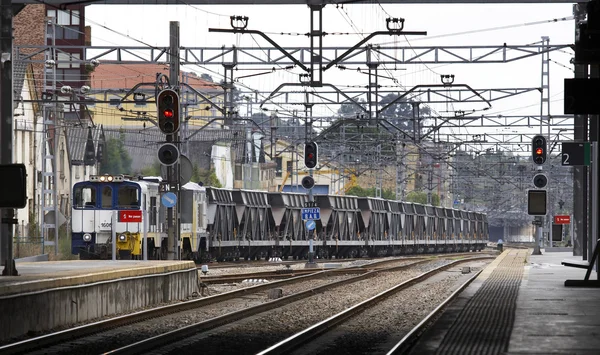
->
0;0;17;276
170;21;181;261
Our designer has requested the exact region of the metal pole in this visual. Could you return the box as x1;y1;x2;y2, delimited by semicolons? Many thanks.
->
168;21;181;261
531;216;543;255
572;3;588;257
143;209;148;261
111;211;116;261
0;1;17;276
307;170;315;264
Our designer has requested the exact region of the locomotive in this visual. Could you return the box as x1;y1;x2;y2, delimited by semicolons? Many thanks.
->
71;174;489;261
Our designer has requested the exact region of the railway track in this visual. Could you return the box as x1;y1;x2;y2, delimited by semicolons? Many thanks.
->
259;260;484;355
101;256;493;355
0;256;423;354
0;253;490;354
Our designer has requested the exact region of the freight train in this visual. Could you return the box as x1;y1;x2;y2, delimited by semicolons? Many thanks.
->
71;174;489;261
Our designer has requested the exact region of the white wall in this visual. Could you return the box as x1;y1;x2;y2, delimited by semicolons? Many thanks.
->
211;143;233;188
12;76;42;230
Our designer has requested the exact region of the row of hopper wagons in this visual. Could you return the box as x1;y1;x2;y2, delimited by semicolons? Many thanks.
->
204;187;489;261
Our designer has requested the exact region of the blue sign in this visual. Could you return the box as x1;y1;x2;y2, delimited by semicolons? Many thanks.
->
306;220;316;231
302;207;320;220
161;192;177;208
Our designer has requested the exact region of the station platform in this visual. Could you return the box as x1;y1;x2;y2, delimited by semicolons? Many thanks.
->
0;259;196;296
0;259;199;342
410;248;600;355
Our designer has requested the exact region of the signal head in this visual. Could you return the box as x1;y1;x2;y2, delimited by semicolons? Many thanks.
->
533;173;548;188
157;89;180;134
531;135;547;165
157;143;180;166
301;176;315;190
304;142;318;169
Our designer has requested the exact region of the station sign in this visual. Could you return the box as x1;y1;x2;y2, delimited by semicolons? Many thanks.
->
554;215;571;224
561;142;590;166
119;210;142;223
302;207;320;220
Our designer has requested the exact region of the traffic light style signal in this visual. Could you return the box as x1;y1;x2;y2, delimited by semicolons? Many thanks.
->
532;135;547;165
157;143;180;166
157;89;180;134
304;142;318;169
301;176;315;190
533;173;548;189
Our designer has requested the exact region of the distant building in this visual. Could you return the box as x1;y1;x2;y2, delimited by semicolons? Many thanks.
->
12;4;96;236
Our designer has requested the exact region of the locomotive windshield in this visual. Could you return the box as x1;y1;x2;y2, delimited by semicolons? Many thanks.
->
117;185;140;209
74;185;96;208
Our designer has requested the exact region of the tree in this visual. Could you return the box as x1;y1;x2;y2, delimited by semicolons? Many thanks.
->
379;94;431;134
346;186;395;200
191;164;222;188
139;160;161;177
100;131;132;175
338;98;367;118
405;190;440;206
200;73;214;82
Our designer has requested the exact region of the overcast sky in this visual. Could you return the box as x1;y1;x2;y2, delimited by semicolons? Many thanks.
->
86;3;576;143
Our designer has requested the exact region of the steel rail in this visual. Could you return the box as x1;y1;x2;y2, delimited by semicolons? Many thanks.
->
256;257;491;355
387;268;483;354
0;269;329;355
101;258;445;355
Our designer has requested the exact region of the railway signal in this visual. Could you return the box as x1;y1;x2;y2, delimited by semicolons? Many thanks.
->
157;143;180;166
301;175;315;190
304;142;318;169
533;173;548;188
157;89;180;134
532;135;547;165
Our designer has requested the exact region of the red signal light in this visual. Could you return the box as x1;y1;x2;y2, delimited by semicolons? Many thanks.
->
163;109;174;118
307;153;314;159
535;147;543;155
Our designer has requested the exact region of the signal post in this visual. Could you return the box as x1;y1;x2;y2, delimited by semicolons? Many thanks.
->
529;135;547;255
302;141;318;267
156;21;182;260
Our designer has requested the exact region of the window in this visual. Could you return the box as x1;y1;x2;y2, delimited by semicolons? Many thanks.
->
117;185;140;209
101;186;112;208
74;185;96;208
47;9;80;25
46;10;81;40
286;161;293;173
150;196;157;226
275;157;283;177
57;52;80;69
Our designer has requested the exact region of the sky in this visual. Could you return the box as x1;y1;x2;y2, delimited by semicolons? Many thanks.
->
85;2;577;148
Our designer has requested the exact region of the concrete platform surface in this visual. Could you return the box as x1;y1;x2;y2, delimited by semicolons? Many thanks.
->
412;248;600;355
511;249;600;354
0;260;196;296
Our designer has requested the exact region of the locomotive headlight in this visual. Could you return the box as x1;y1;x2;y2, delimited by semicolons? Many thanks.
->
107;175;114;182
99;175;107;182
118;234;127;242
83;233;92;242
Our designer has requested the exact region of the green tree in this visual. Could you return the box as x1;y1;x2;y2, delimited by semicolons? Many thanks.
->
405;190;440;206
191;164;222;188
140;160;161;177
100;131;132;175
346;186;395;199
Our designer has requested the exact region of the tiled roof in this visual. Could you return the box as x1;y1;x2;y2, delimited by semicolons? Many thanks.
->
91;64;221;92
